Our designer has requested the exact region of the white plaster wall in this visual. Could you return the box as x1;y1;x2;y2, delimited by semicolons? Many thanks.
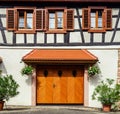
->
0;8;6;15
105;31;113;42
0;32;3;43
27;34;34;43
1;7;120;45
47;34;54;43
37;32;44;43
69;32;82;43
0;48;118;107
112;8;119;15
0;49;33;106
5;30;13;44
0;8;6;27
16;34;25;44
56;34;64;43
93;34;102;42
88;50;118;108
0;7;119;107
74;18;79;29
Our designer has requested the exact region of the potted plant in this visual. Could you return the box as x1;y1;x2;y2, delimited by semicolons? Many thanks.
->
88;65;100;77
92;78;120;112
0;74;19;110
21;65;33;76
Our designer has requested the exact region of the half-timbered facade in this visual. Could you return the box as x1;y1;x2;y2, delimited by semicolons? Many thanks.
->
0;0;120;108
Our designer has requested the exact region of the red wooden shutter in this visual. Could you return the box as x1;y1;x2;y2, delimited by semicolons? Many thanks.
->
45;9;48;31
6;8;15;31
106;9;112;30
82;8;89;30
66;9;74;31
36;9;44;30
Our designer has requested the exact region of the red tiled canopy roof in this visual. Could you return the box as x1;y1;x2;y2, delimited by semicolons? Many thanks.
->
22;49;98;64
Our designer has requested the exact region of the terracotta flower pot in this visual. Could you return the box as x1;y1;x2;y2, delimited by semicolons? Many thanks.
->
0;101;4;110
102;104;111;112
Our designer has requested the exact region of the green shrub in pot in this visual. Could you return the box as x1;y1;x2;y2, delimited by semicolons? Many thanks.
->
92;78;120;112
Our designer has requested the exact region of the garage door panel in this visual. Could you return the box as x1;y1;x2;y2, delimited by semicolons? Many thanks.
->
75;76;84;103
46;76;53;103
60;76;67;103
37;65;84;104
37;76;46;103
53;76;61;103
67;76;75;103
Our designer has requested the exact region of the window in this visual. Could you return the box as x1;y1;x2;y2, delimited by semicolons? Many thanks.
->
82;7;112;32
18;10;33;30
7;7;74;34
49;11;63;29
45;8;74;33
90;9;103;29
7;7;35;33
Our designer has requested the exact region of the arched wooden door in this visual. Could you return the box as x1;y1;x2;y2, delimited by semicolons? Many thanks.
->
36;65;84;104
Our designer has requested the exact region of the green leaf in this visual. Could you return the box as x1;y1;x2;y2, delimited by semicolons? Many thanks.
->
0;75;19;101
92;78;120;106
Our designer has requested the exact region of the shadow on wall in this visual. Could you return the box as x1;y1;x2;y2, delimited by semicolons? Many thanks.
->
0;62;7;75
25;76;32;86
89;63;102;86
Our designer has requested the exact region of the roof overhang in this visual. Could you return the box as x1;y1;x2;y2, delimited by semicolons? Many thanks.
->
0;0;120;3
22;49;98;64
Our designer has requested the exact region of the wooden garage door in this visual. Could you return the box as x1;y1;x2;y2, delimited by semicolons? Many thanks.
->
36;65;84;104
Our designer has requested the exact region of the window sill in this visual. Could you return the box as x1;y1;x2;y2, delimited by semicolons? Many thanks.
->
46;30;66;34
15;30;36;34
88;29;106;33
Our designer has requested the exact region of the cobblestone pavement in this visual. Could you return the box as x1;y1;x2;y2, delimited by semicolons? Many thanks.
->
0;105;119;114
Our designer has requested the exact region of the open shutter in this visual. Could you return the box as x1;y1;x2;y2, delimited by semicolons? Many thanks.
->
106;9;112;30
66;9;74;31
45;9;48;31
36;9;44;31
35;9;46;31
82;8;89;30
6;8;15;31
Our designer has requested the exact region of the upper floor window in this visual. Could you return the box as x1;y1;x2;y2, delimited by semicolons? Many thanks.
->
49;11;64;29
7;7;35;33
82;7;112;32
45;7;74;33
18;10;33;30
7;7;74;34
90;9;103;28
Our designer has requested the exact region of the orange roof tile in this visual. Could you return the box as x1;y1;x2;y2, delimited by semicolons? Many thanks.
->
22;49;98;63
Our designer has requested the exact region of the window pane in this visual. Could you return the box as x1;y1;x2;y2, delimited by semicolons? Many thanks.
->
18;11;24;29
91;12;96;28
19;17;24;29
49;13;55;18
91;18;96;28
98;10;102;28
98;18;102;28
27;13;33;29
57;18;63;28
57;12;63;29
91;12;95;17
49;13;55;29
57;12;63;17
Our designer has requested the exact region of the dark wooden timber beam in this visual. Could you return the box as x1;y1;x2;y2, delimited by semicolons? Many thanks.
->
0;0;120;3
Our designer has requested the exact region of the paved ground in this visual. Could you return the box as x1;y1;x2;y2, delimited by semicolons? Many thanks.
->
0;105;119;114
